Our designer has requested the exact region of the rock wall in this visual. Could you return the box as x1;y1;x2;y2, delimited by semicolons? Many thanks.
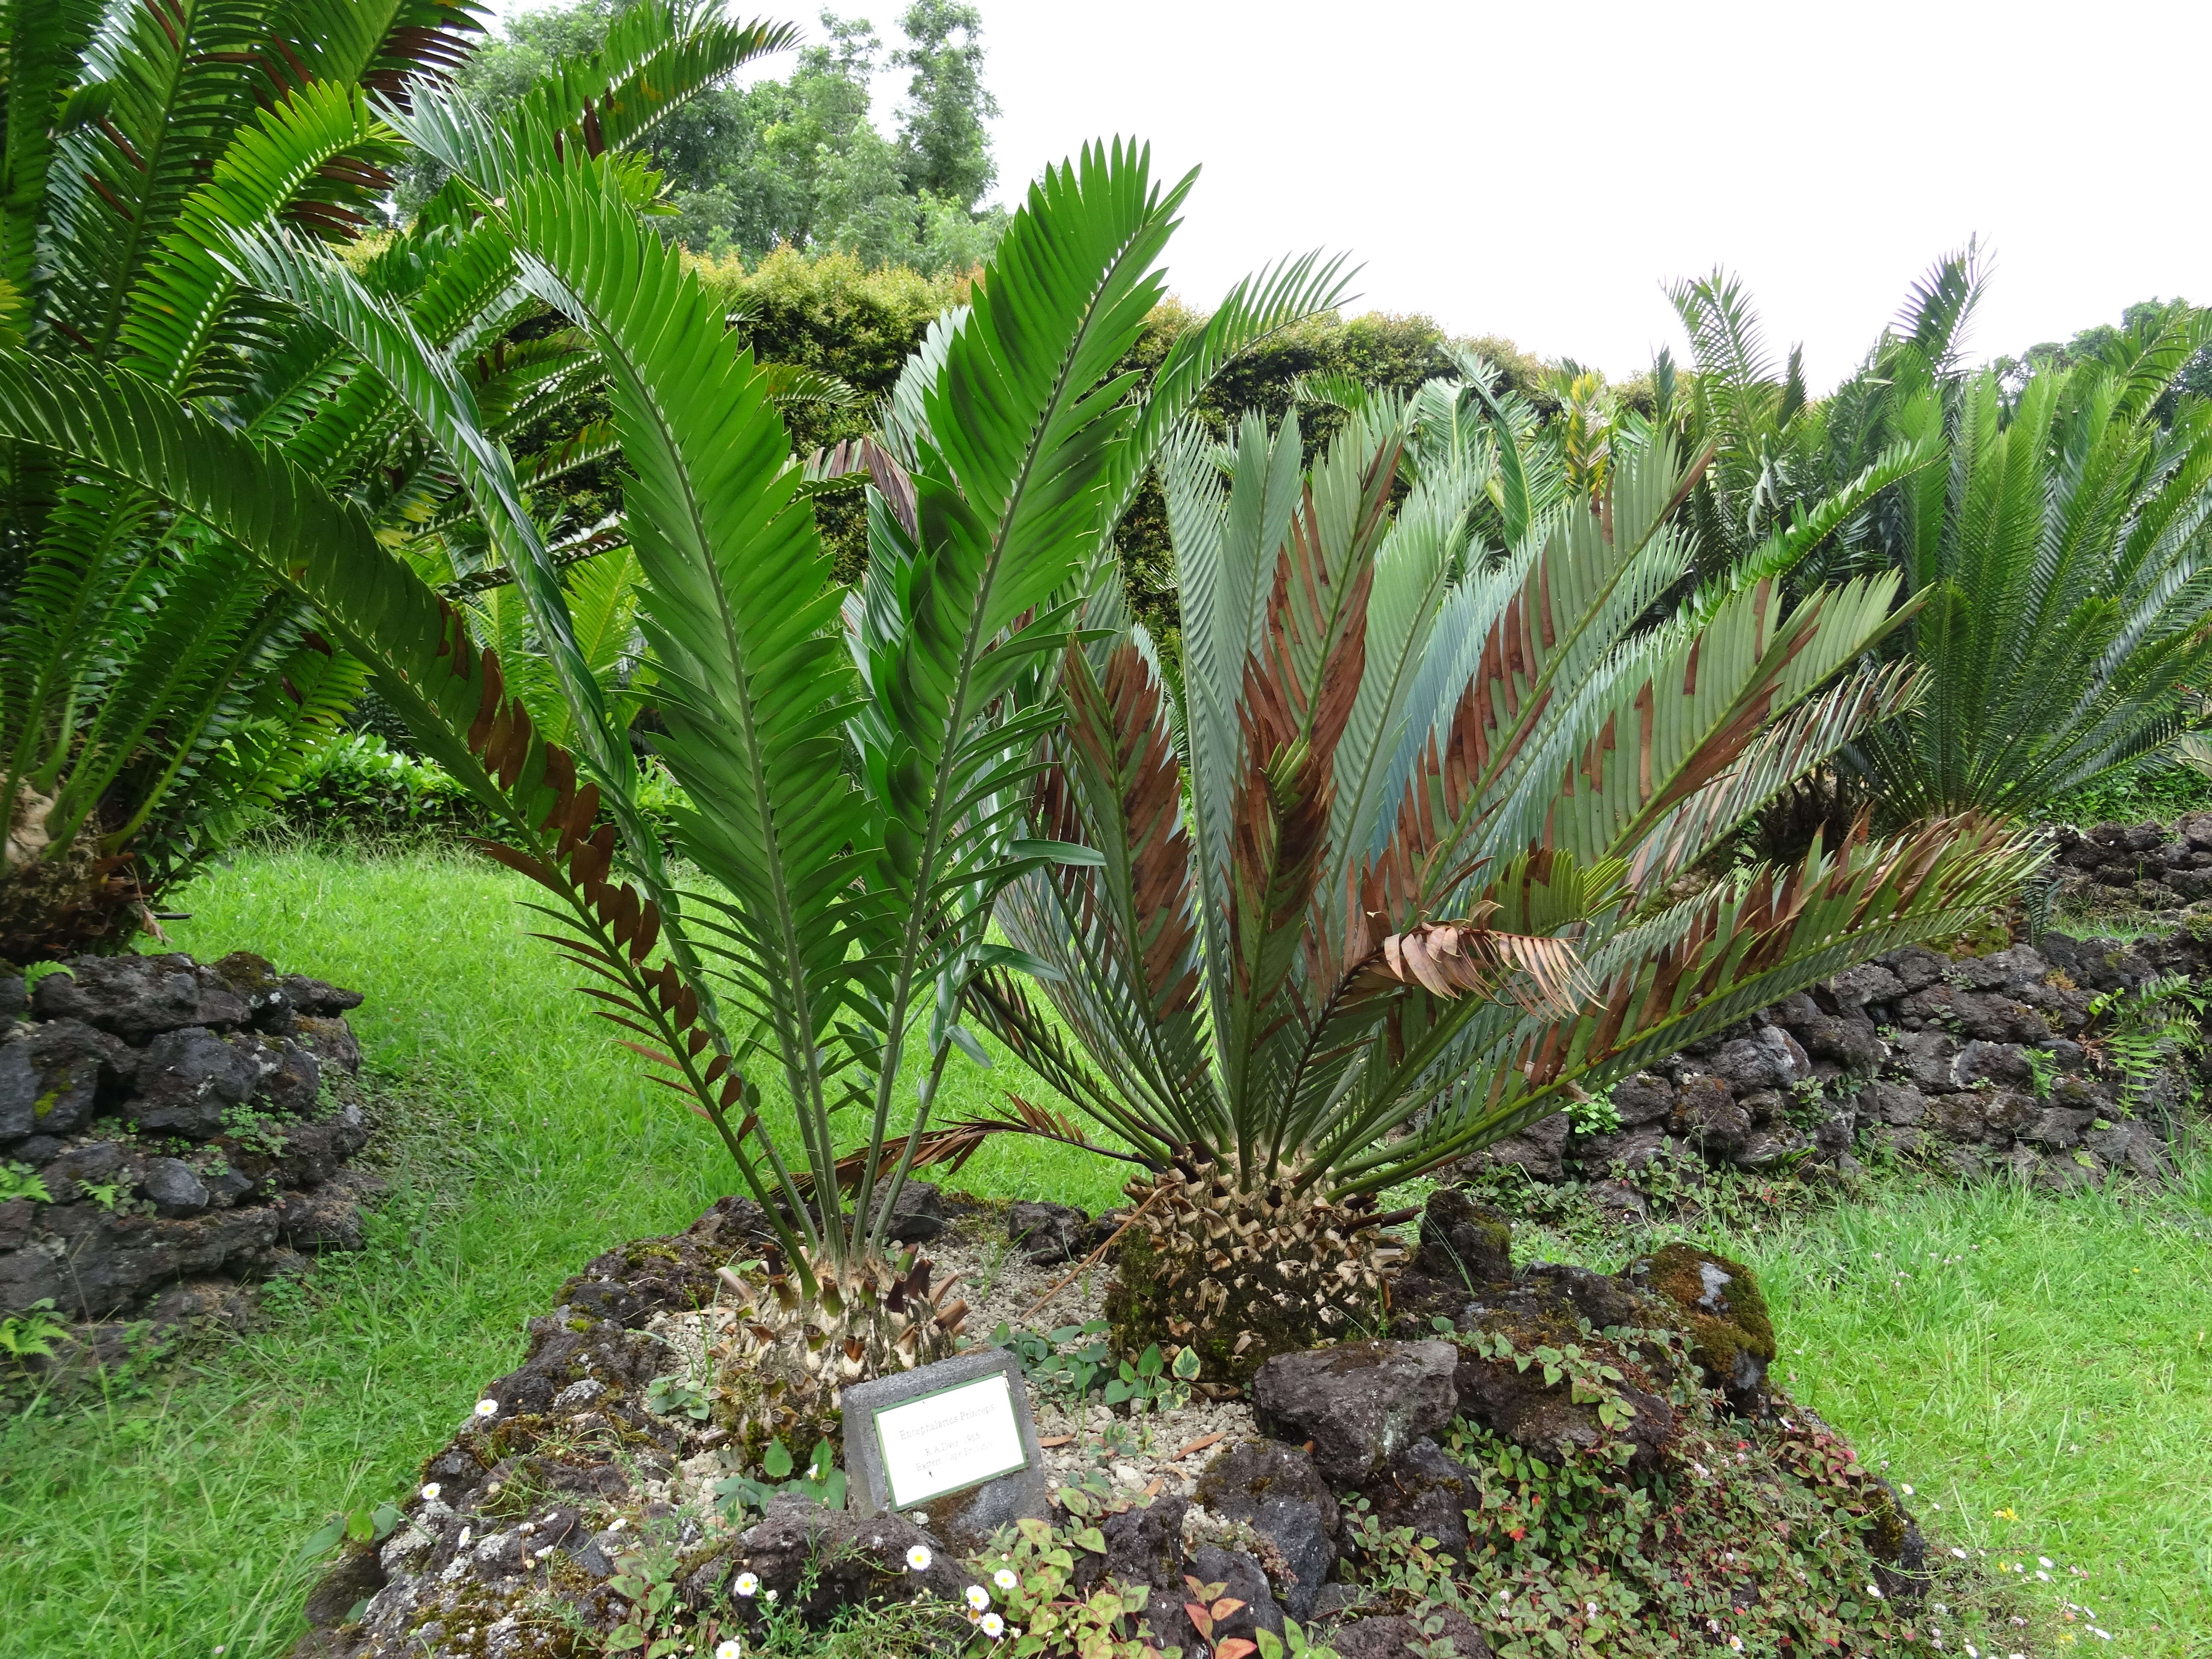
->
2046;814;2212;911
1467;929;2201;1201
0;951;375;1337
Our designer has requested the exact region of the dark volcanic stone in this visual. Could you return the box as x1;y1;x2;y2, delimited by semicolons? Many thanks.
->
1069;1493;1187;1602
1185;1546;1284;1647
32;954;250;1042
1412;1187;1511;1286
0;1017;127;1141
1869;1082;1927;1126
1331;1607;1493;1659
872;1180;945;1243
1609;1072;1676;1126
302;1545;387;1629
1252;1340;1459;1484
141;1157;209;1217
129;1026;263;1138
1191;1441;1338;1620
279;1186;364;1251
1350;1438;1473;1560
1460;1109;1567;1180
0;1200;281;1319
292;1013;361;1075
722;1496;966;1623
1627;1242;1776;1397
35;1139;142;1205
1668;1074;1752;1158
1007;1200;1089;1263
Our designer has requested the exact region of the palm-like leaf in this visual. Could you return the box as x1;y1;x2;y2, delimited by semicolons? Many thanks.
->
981;392;2043;1199
1856;332;2212;818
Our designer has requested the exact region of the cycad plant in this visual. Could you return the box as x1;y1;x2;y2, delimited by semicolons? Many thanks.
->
0;0;787;960
0;45;1350;1446
966;393;2036;1380
1850;311;2212;819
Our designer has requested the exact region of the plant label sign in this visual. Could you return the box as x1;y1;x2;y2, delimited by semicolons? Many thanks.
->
841;1347;1050;1548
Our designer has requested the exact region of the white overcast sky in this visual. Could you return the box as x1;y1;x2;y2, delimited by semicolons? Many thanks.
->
492;0;2212;390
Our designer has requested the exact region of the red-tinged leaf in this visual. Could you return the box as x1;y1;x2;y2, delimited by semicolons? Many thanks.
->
616;1040;684;1071
470;839;557;891
1216;1641;1257;1659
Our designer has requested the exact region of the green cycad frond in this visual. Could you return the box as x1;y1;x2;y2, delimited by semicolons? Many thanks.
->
1856;343;2212;820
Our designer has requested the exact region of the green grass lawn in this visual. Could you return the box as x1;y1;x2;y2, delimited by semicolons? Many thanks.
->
1;846;2208;1658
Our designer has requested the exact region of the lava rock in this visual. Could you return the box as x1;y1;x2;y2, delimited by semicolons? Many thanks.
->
1411;1187;1511;1286
1732;1126;1810;1170
128;1026;264;1138
1350;1438;1473;1560
293;1014;361;1075
32;955;250;1043
0;1017;128;1142
1924;1092;1991;1143
1069;1493;1187;1603
1252;1340;1459;1484
35;1138;142;1205
1460;1109;1568;1180
1880;946;1950;993
1575;1124;1674;1171
1831;961;1905;1009
1450;1312;1676;1476
1627;1243;1776;1397
722;1496;966;1623
1868;1082;1927;1127
1609;1072;1676;1127
1953;1041;2034;1089
1191;1441;1338;1621
1;1200;280;1319
1668;1075;1752;1158
1007;1200;1089;1263
871;1180;945;1243
302;1545;388;1630
2087;1119;2169;1182
141;1157;210;1217
1889;1030;1961;1091
1330;1607;1493;1659
1185;1546;1285;1647
279;1186;365;1251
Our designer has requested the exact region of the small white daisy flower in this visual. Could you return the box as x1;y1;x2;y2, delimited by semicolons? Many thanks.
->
1729;1639;1744;1653
966;1586;991;1612
734;1572;760;1597
457;1526;472;1549
2039;1557;2054;1569
717;1642;743;1659
1868;1584;1883;1598
993;1568;1018;1592
906;1544;932;1572
473;1399;500;1418
980;1613;1004;1639
420;1483;441;1502
763;1588;777;1603
1901;1484;1915;1496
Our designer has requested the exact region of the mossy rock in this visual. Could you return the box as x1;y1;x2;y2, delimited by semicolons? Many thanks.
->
1625;1242;1775;1394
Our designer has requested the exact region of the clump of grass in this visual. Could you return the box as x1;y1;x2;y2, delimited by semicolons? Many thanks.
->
1714;1165;2212;1655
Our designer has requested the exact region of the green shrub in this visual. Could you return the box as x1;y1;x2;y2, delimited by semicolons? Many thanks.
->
261;735;690;850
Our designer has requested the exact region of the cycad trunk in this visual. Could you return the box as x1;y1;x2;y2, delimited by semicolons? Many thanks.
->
1103;1161;1405;1386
